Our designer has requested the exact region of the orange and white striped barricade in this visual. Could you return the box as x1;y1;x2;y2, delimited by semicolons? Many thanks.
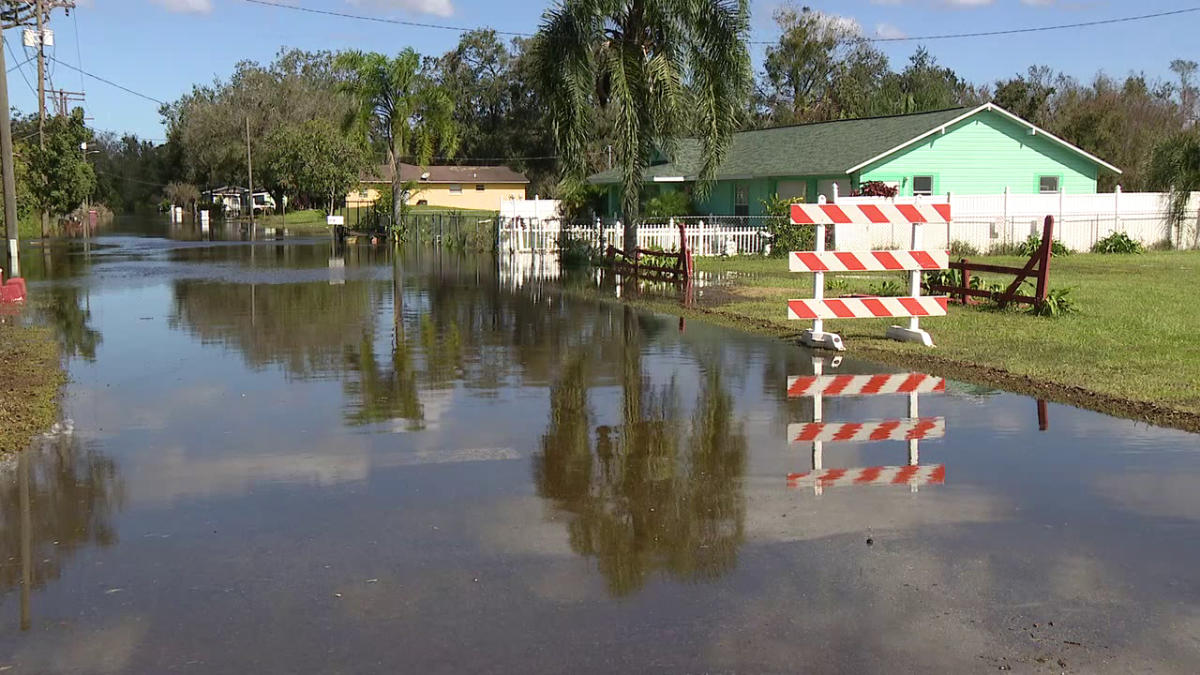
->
788;201;952;350
787;356;947;495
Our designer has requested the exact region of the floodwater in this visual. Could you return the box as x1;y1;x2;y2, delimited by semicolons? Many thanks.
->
2;216;1199;673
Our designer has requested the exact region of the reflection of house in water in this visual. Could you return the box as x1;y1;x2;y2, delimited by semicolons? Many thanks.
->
787;357;947;495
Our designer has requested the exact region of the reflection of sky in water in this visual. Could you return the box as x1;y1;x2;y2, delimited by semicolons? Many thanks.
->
2;228;1199;673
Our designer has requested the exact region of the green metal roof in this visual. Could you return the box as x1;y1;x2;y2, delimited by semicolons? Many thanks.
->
587;107;980;184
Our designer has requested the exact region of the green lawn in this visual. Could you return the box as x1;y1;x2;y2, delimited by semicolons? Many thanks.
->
0;322;64;453
683;251;1200;427
255;205;498;234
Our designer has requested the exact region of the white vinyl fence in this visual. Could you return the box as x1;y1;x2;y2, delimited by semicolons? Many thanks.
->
499;216;781;256
836;189;1200;253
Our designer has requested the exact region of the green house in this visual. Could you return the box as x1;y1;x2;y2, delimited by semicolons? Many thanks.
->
587;103;1121;218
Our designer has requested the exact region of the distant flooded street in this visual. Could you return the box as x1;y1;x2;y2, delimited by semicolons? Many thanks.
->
2;216;1199;673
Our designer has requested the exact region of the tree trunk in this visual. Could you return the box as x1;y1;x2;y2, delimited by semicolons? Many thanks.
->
623;201;638;254
390;150;403;238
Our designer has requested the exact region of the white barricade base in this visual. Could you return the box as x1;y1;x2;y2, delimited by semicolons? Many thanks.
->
800;329;845;352
885;325;935;347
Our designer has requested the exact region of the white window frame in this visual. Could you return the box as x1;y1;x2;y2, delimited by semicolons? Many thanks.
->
1038;176;1060;194
449;184;463;194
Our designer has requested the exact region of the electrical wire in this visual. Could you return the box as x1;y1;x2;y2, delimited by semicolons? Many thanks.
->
3;36;36;96
47;57;165;105
8;55;32;73
240;0;1200;45
72;3;84;95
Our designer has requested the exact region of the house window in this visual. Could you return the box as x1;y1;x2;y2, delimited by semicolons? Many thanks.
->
417;200;428;206
734;183;749;216
475;184;486;191
358;190;369;199
912;175;934;196
449;184;463;194
1039;176;1060;193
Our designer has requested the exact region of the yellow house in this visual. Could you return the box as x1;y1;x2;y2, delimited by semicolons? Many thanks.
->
346;163;528;211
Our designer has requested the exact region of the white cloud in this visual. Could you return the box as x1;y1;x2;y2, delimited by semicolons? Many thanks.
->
151;0;212;13
807;11;863;38
346;0;455;19
875;22;907;40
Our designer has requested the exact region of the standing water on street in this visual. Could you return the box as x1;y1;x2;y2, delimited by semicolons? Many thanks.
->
1;217;1199;673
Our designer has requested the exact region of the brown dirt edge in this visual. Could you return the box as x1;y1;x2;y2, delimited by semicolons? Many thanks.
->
574;287;1200;435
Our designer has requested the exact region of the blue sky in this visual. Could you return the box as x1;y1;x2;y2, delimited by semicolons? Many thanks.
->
6;0;1196;141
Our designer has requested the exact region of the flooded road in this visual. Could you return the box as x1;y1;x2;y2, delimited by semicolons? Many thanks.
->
2;218;1199;673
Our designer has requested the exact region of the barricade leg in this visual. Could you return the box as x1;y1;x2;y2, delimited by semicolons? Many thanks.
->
886;221;936;347
800;223;845;351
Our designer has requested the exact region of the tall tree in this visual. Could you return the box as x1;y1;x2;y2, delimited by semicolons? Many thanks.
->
431;31;558;194
336;49;459;234
1148;130;1200;247
1050;73;1183;190
533;0;752;250
27;109;95;220
265;119;366;214
1170;59;1198;126
160;49;353;191
761;6;880;124
992;66;1056;127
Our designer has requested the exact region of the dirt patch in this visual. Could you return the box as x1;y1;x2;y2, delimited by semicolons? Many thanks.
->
0;320;65;453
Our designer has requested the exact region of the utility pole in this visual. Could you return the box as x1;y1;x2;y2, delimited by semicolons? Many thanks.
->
245;117;255;229
0;1;45;277
0;24;18;277
35;0;46;237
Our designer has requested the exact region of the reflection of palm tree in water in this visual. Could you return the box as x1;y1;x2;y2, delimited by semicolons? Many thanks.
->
343;257;422;427
0;436;124;616
535;307;747;596
38;286;102;361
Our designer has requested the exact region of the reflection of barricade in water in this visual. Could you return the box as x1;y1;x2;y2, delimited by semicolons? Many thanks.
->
787;356;947;495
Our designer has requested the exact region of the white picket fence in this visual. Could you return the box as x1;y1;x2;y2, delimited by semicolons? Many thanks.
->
499;216;779;256
835;189;1200;253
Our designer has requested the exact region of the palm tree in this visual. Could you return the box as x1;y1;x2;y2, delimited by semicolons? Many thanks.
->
1149;130;1200;248
532;0;752;251
335;49;458;236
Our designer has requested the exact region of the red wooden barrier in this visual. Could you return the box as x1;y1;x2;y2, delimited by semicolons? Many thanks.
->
929;215;1056;309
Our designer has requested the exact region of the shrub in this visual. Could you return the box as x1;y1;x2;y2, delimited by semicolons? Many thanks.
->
558;234;597;268
851;181;898;198
642;190;693;218
1028;287;1077;317
922;269;981;293
948;240;980;257
1092;231;1145;254
869;279;906;297
1016;234;1070;257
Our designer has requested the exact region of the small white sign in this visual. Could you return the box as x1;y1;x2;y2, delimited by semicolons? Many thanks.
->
326;215;345;226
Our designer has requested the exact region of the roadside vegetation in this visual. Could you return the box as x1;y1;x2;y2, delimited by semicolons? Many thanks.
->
0;322;64;453
674;250;1200;427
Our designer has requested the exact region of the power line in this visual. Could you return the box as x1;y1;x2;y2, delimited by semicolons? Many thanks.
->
3;37;36;96
241;0;1200;45
241;0;529;38
47;57;165;105
71;3;85;94
865;6;1200;43
8;55;32;73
